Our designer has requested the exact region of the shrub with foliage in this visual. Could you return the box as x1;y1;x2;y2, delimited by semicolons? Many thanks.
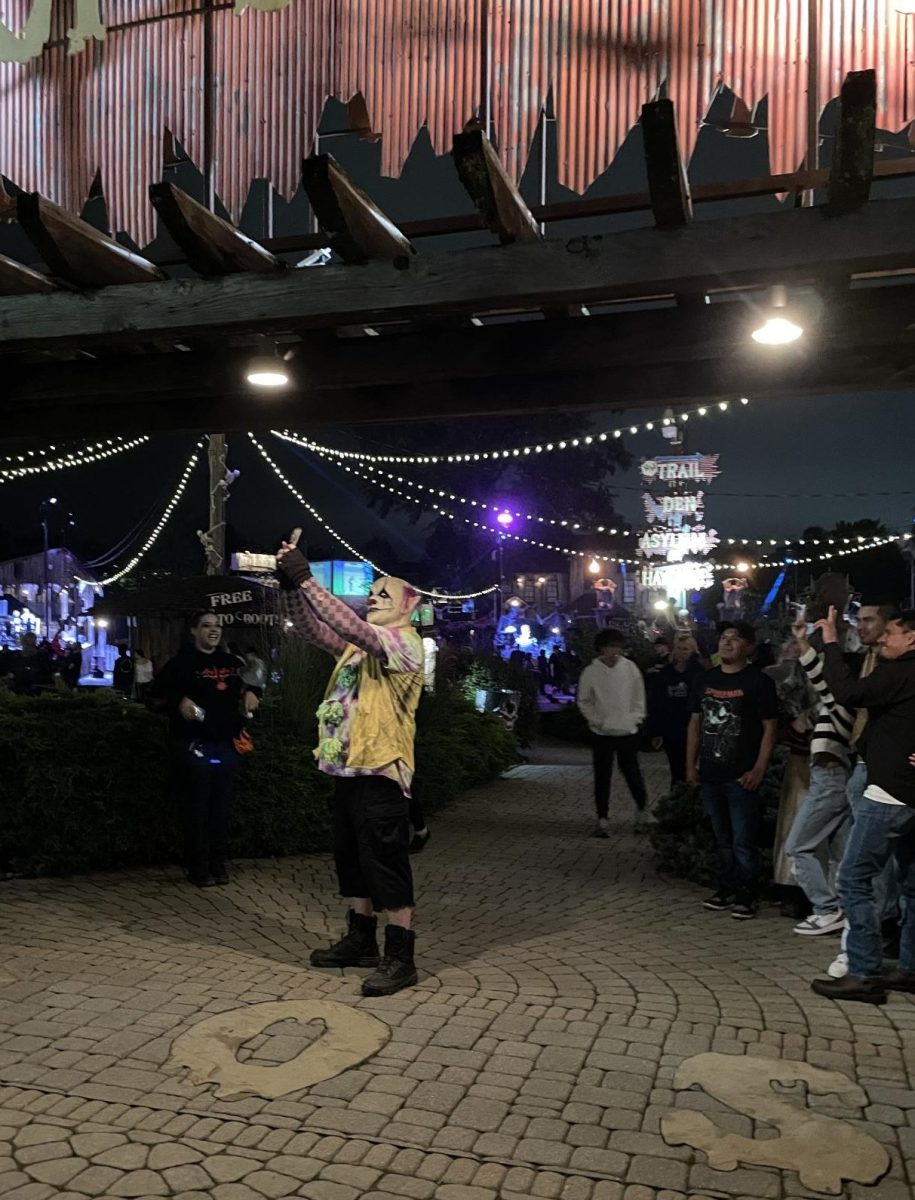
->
0;653;518;877
649;752;785;887
444;651;540;745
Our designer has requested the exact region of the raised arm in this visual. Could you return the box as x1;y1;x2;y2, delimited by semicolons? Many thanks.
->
277;545;384;659
283;587;347;657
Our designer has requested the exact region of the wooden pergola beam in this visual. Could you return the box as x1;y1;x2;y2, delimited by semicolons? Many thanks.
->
3;282;914;439
301;154;415;264
827;70;877;216
0;342;909;442
641;99;693;229
2;197;915;353
0;252;58;295
11;281;914;402
16;193;165;288
452;129;540;243
149;182;282;276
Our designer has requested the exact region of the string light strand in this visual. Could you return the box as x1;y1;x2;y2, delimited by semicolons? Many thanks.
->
273;398;748;467
308;444;908;578
76;445;203;586
306;438;907;554
249;433;498;601
0;436;150;482
304;444;627;534
298;438;642;565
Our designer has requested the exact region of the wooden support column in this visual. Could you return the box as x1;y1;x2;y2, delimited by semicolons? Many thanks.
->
452;129;540;243
301;154;415;263
16;193;165;288
827;70;877;216
0;253;58;295
641;99;693;229
204;434;227;576
149;182;282;276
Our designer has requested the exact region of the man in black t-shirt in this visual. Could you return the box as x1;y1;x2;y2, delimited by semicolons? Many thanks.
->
687;621;779;919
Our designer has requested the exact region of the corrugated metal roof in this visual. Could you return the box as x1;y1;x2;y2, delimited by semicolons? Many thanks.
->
0;0;912;246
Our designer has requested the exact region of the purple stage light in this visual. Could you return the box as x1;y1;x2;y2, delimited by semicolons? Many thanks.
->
496;510;514;528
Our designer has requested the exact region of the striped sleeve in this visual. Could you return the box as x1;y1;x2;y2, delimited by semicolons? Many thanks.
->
799;647;856;764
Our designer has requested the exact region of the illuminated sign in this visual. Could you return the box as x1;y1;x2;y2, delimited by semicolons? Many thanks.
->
642;491;705;526
640;454;720;484
639;528;720;560
641;562;715;592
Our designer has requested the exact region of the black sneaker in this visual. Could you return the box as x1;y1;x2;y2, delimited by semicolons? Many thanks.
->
188;873;217;888
703;890;734;911
211;863;230;886
731;896;758;920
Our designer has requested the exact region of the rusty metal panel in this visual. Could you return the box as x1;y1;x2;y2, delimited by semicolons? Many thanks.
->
333;1;482;178
0;1;914;246
211;0;332;222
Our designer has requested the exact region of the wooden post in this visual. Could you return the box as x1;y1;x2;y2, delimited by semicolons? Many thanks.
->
205;434;227;575
641;100;692;229
827;70;877;216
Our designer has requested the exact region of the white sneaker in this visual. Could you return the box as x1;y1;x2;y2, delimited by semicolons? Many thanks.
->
827;951;849;979
592;818;609;839
793;911;845;936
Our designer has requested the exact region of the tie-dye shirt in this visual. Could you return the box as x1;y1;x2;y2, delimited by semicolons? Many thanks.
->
315;625;423;795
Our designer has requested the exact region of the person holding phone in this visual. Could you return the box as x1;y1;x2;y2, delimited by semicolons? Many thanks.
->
809;606;915;1004
276;537;425;998
148;610;261;887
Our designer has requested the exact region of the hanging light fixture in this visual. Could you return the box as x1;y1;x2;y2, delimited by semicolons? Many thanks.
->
245;338;291;389
751;285;804;346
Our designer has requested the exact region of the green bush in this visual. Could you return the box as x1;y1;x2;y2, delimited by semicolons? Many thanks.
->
649;753;786;887
0;663;518;877
446;652;540;745
648;782;718;885
413;683;521;811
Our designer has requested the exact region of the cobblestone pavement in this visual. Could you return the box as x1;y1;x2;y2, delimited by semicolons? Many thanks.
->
1;741;914;1200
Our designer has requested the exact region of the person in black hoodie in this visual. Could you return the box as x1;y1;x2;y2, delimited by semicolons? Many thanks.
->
149;611;261;887
810;607;915;1004
648;634;703;785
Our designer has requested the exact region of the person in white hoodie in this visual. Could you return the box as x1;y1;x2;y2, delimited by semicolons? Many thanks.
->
577;628;648;837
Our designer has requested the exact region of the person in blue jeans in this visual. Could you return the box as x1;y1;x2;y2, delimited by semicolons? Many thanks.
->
809;607;915;1004
687;621;779;920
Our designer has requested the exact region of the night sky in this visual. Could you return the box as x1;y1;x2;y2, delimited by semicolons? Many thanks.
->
0;390;911;593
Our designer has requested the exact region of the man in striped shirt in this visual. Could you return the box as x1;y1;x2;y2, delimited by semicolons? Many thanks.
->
785;616;857;935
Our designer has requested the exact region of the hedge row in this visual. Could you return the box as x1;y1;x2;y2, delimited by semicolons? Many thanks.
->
0;650;520;876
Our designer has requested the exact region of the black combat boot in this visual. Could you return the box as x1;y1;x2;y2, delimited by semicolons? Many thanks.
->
362;925;418;997
310;910;380;968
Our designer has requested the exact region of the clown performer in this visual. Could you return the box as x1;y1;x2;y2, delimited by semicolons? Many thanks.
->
276;541;425;997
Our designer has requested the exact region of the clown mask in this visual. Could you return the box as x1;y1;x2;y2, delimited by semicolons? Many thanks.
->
366;577;420;627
